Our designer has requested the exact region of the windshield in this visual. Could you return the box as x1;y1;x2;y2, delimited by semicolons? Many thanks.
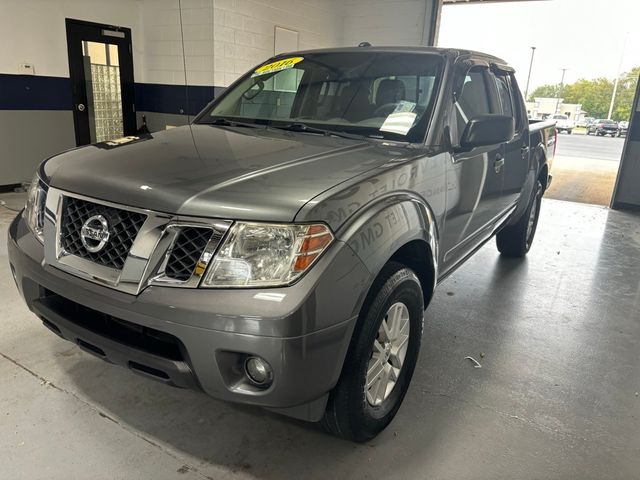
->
553;115;568;120
197;52;444;142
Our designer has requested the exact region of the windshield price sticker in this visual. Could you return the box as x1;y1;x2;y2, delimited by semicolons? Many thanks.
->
252;57;304;77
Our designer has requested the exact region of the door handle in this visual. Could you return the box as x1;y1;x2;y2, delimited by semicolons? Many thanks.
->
494;156;504;174
77;103;85;112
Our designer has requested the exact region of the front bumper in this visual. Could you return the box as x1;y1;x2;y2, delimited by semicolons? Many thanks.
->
8;214;369;421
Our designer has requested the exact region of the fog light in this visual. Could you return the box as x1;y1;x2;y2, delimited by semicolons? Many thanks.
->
244;356;273;387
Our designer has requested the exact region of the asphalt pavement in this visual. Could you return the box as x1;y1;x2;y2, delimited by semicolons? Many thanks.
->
554;131;625;162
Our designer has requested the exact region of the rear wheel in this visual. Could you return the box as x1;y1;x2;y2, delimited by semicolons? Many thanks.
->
496;180;543;257
320;262;424;442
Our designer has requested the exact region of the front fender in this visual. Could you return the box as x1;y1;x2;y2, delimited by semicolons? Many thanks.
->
335;195;439;316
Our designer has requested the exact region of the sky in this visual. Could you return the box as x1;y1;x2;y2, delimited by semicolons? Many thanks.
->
437;0;640;93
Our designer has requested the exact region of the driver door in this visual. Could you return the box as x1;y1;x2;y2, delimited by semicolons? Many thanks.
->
441;64;505;272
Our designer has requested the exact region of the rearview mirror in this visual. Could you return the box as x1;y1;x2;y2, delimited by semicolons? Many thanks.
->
459;114;515;149
242;80;264;100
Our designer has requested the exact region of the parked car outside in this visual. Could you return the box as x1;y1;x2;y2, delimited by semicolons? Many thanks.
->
551;114;574;134
617;120;629;137
8;46;556;441
587;119;619;136
576;117;593;128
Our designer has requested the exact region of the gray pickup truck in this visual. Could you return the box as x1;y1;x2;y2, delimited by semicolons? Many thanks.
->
8;46;555;442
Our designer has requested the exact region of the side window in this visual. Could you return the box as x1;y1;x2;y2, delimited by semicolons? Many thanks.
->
509;73;525;133
454;66;493;145
493;74;513;118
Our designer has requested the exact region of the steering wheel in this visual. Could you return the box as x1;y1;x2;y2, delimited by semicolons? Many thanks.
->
373;103;399;117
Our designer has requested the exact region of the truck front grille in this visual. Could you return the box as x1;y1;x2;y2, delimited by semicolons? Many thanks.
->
164;227;217;281
60;196;147;270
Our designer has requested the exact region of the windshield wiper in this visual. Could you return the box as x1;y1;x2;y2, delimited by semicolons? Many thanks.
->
200;117;261;129
270;122;371;142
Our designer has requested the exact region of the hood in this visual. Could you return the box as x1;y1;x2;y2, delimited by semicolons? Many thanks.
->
42;124;407;221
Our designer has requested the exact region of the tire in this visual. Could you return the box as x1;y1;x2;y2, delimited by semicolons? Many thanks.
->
496;180;543;257
320;262;424;442
567;129;572;134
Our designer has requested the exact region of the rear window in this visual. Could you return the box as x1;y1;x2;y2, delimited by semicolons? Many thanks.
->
552;115;568;120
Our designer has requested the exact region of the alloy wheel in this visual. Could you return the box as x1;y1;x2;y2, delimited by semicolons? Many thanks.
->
365;302;410;406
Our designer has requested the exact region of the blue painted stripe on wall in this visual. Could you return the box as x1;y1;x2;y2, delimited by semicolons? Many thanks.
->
0;74;72;110
0;73;225;116
134;83;224;116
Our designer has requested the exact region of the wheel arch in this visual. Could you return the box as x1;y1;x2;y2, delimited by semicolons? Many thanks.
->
508;144;548;225
538;162;549;191
336;195;439;318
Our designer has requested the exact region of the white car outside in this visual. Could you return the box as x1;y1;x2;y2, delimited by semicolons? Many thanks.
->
551;114;575;134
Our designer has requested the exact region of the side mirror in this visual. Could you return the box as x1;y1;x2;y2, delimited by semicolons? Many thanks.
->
459;114;515;149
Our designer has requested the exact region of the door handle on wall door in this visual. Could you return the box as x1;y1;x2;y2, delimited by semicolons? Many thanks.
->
77;103;85;112
494;156;505;174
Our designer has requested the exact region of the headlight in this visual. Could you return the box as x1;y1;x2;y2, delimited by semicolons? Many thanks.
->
201;222;334;287
24;173;47;243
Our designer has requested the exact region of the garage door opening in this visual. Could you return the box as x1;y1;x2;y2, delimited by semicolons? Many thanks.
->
437;0;640;207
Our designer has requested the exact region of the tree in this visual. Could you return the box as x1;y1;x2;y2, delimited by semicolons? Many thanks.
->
527;84;561;101
527;68;639;120
612;66;640;121
563;78;614;119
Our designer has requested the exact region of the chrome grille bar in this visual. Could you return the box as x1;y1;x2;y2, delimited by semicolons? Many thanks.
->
43;187;231;295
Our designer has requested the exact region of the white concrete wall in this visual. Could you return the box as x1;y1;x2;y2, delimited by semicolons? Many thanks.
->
212;0;343;87
342;0;433;48
139;0;215;86
0;0;144;78
0;0;439;85
210;0;440;87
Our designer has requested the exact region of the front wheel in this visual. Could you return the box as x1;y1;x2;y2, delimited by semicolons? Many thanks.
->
320;262;424;442
496;180;543;257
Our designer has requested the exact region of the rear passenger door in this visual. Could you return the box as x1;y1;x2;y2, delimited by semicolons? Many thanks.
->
441;64;504;271
491;68;529;207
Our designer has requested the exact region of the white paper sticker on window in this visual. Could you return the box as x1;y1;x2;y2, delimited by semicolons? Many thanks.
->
380;111;417;135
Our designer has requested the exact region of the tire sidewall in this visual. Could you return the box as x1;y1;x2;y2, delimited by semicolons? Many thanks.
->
346;268;424;439
525;182;543;252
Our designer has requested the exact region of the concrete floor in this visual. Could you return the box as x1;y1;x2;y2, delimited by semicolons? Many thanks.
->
545;132;624;206
544;155;618;206
1;193;639;479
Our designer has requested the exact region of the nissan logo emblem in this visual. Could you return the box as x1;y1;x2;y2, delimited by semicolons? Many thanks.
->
80;215;110;253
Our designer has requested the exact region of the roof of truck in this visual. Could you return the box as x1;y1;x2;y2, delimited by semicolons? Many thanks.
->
276;45;510;67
